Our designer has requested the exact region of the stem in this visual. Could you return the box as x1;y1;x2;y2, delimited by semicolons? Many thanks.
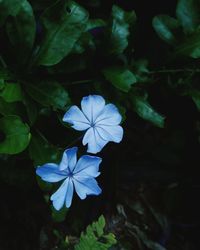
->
64;135;83;149
69;79;93;85
149;68;200;74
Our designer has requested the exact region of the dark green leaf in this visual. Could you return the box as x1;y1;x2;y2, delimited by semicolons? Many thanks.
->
175;28;200;58
29;132;60;166
0;82;23;102
103;67;137;92
132;94;165;128
0;0;22;26
0;115;31;154
35;0;89;66
6;0;36;62
108;5;136;55
0;97;24;116
152;15;180;44
176;0;200;34
25;81;71;110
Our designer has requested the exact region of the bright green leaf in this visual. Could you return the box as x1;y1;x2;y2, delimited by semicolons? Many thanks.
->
25;81;71;110
176;0;200;34
35;0;89;66
0;115;31;154
75;215;116;250
152;15;180;44
103;67;137;92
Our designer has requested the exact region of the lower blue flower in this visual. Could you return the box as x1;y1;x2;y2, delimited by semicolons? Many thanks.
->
36;147;102;210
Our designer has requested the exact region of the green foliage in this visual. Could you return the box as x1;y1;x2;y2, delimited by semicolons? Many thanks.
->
0;0;22;25
176;0;200;34
153;0;200;58
6;0;36;63
131;93;165;128
34;0;89;66
103;67;137;92
152;15;180;45
0;115;31;154
25;81;71;110
74;215;116;250
0;82;23;102
107;5;136;55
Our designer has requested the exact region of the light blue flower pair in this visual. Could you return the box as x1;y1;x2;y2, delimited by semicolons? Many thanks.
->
36;95;123;210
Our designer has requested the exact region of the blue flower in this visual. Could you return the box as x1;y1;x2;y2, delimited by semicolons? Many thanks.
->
63;95;123;154
36;147;102;210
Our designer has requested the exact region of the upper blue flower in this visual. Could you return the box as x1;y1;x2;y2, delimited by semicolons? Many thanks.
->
63;95;123;154
36;147;102;210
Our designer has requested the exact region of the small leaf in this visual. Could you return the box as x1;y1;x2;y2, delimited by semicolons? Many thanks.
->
0;82;23;102
25;81;71;110
75;215;116;250
0;115;31;154
132;94;165;128
103;67;137;92
108;5;136;55
176;0;200;34
35;0;89;66
152;15;180;44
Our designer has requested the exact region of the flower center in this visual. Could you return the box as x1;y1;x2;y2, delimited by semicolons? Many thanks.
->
68;171;74;178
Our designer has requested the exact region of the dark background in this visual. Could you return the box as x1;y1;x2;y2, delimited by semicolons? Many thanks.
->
1;0;200;249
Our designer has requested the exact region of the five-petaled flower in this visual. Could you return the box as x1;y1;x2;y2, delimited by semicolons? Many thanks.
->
36;147;102;210
63;95;123;154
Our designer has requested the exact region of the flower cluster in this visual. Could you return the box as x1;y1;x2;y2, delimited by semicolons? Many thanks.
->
36;95;123;210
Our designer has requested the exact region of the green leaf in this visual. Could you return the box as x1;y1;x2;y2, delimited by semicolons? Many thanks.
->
0;115;31;154
132;94;165;128
6;0;36;62
35;0;89;66
29;132;60;166
176;0;200;34
152;15;180;44
175;28;200;58
0;82;23;102
0;0;22;26
25;81;71;110
75;215;117;250
86;19;106;30
0;97;24;116
103;67;137;92
108;5;136;55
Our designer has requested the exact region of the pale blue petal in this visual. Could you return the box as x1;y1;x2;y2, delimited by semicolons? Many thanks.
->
50;178;74;210
95;104;122;125
63;105;90;131
36;163;67;183
96;125;123;143
82;127;108;154
81;95;105;123
59;147;78;171
73;176;102;200
73;155;102;177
